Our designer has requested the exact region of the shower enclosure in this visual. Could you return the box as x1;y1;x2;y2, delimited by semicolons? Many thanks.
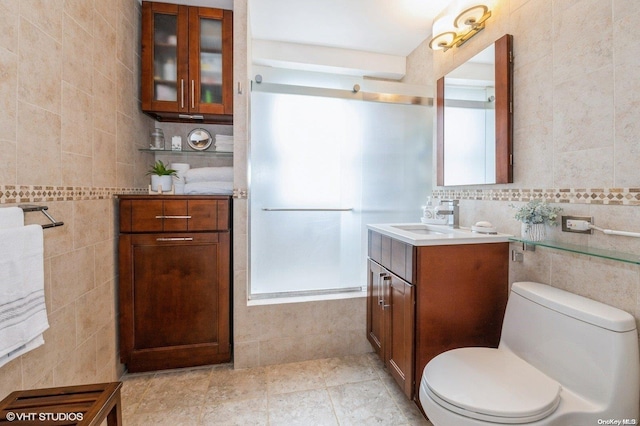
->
250;74;433;299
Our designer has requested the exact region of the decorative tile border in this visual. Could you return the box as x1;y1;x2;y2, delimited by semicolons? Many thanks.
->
432;187;640;206
4;184;639;206
0;185;147;204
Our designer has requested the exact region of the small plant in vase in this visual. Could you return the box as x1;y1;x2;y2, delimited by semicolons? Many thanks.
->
147;160;177;193
510;199;562;241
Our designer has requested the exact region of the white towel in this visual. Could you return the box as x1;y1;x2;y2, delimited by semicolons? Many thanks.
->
0;210;48;368
0;206;24;229
183;181;233;195
184;167;233;184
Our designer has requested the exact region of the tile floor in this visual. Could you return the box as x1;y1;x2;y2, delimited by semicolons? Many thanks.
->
121;353;433;425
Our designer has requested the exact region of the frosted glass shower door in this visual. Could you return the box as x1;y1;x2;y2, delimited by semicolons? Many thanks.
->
251;92;362;297
250;88;431;298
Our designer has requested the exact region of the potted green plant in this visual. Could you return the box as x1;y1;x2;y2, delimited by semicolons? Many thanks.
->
147;160;177;193
511;199;562;241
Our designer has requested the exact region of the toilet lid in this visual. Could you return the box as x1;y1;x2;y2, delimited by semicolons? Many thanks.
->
423;347;562;424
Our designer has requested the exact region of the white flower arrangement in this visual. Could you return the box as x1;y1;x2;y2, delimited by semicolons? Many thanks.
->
510;199;562;226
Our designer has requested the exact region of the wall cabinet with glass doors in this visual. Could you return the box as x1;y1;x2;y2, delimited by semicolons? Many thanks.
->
141;1;233;124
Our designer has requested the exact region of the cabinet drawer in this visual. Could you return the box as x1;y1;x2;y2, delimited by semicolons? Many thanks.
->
119;198;230;232
368;231;414;283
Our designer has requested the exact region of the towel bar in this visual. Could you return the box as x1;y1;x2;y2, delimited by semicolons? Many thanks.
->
18;204;64;229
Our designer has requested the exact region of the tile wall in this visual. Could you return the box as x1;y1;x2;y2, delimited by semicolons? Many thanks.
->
0;0;153;399
405;0;640;334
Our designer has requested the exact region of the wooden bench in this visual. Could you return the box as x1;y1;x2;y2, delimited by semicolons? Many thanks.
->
0;382;122;425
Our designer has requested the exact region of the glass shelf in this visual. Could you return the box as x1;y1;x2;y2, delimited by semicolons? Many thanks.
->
509;237;640;265
139;148;232;157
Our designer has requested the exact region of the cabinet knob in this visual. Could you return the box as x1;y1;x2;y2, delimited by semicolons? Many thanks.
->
156;237;194;242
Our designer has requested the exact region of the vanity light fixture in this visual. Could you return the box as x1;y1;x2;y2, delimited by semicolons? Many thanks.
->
429;0;494;51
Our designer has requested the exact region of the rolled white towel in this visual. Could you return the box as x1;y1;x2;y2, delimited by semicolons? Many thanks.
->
184;167;233;183
183;181;233;195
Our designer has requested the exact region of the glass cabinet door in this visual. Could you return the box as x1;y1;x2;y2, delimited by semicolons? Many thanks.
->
153;13;178;102
189;7;233;115
199;18;223;105
142;2;188;113
141;2;232;120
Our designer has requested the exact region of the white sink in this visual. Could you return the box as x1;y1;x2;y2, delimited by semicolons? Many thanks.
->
389;224;452;236
368;223;511;246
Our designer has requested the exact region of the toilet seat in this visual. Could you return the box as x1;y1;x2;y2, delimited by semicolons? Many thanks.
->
423;347;562;424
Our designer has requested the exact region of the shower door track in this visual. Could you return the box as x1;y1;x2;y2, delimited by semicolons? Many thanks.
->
251;81;433;106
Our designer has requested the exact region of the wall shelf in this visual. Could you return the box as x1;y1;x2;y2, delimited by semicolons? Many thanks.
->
139;148;232;157
509;237;640;265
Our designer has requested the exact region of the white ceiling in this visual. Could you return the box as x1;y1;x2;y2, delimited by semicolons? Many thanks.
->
249;0;452;56
165;0;452;56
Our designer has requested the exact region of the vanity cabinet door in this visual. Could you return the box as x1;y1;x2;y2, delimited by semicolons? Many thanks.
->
367;260;386;357
387;274;415;398
119;231;231;372
367;258;415;399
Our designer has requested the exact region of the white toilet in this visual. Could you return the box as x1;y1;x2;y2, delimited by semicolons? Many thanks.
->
419;281;640;425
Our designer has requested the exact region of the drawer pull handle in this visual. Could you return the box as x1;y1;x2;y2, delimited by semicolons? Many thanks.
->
155;215;192;219
156;237;194;242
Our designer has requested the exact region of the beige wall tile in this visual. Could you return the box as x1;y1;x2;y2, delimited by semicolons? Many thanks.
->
553;147;613;188
62;14;93;95
0;2;19;53
93;70;117;134
76;281;113;344
552;66;614;153
61;152;92;186
117;11;134;72
50;245;95;311
117;62;136;117
17;101;62;185
47;303;77;365
552;0;612;85
20;0;63;42
93;129;118;187
64;0;93;35
18;18;62;114
0;358;22;399
73;199;113;248
62;82;93;157
0;140;17;184
93;11;117;82
510;0;551;68
116;112;135;163
94;0;117;30
0;48;17;142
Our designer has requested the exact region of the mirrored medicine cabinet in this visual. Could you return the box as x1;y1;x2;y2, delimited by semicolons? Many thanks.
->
436;34;513;186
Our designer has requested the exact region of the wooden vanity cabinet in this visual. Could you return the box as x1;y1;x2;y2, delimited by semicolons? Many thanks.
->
141;1;233;124
367;233;415;398
118;195;231;372
367;230;509;401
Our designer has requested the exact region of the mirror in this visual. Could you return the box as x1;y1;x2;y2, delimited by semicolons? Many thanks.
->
187;128;213;151
436;34;513;186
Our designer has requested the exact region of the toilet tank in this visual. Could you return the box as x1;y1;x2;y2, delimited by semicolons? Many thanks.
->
500;281;639;416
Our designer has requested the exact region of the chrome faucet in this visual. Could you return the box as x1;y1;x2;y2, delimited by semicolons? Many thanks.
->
434;199;459;228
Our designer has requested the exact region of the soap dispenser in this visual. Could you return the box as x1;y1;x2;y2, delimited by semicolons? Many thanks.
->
422;197;435;219
421;197;447;224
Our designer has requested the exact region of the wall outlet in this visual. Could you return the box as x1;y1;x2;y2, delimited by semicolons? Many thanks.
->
561;216;593;234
